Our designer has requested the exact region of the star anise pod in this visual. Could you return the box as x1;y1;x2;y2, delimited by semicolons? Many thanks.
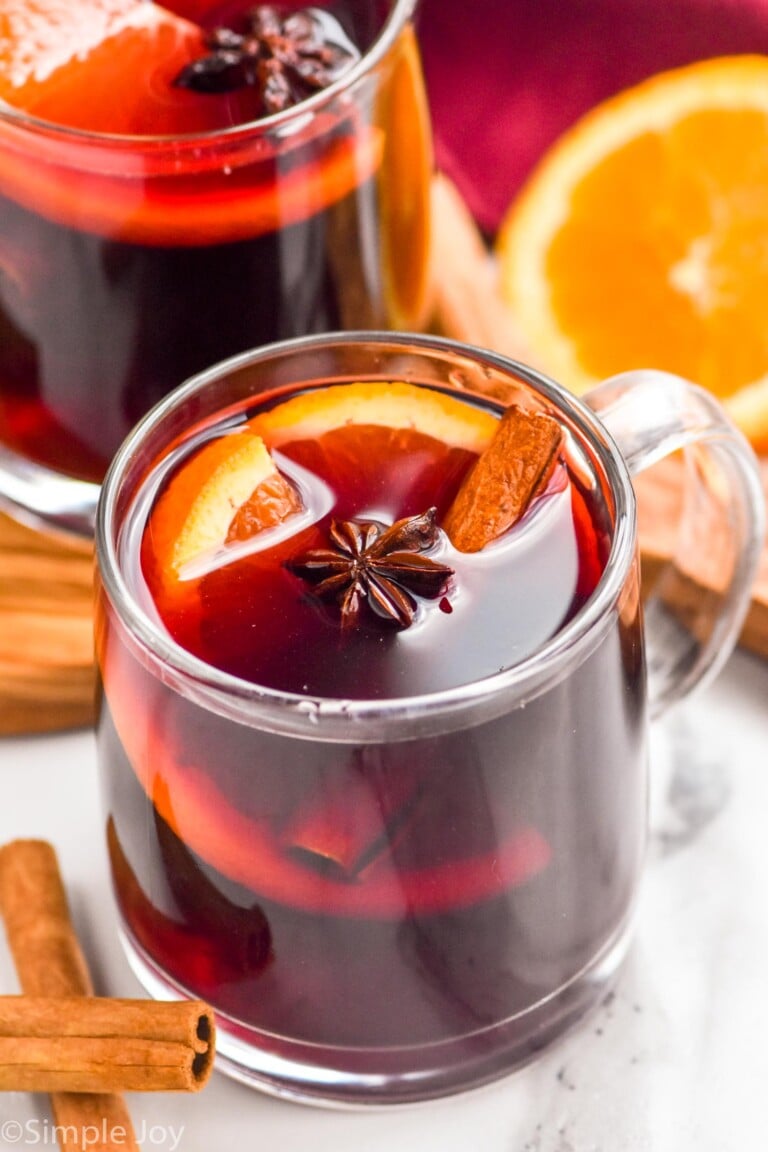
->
174;5;359;113
286;509;454;630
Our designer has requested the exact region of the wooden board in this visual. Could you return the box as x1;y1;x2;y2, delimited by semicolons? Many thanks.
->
0;512;95;736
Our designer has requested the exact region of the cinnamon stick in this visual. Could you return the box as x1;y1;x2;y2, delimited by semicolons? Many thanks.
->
443;406;563;552
0;997;214;1093
0;840;136;1151
430;172;531;361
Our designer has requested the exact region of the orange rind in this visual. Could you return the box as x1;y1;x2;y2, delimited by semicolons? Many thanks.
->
248;381;498;453
497;55;768;452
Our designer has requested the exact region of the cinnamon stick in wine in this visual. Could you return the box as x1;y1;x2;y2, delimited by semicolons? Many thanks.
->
0;839;138;1152
444;406;564;552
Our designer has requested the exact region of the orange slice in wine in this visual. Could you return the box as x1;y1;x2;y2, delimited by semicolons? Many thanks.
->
249;380;498;453
151;381;496;577
149;429;302;583
101;650;553;918
0;1;203;134
144;380;496;601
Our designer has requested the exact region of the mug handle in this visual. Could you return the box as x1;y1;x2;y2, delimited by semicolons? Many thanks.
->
585;369;765;718
0;443;98;539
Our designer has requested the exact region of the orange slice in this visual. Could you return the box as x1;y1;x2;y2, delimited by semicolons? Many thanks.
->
0;1;203;134
496;55;768;452
100;643;552;918
248;381;498;453
149;429;302;581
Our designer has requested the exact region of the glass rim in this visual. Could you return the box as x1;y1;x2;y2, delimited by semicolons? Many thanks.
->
0;0;418;147
96;331;638;740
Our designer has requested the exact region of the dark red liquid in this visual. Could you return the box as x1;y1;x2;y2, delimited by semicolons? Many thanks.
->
139;395;604;695
0;1;421;480
97;384;648;1101
0;172;384;479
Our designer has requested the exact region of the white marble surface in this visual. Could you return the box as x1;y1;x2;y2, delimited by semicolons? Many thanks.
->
0;649;766;1151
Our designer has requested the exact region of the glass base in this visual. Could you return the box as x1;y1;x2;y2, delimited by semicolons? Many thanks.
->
119;919;633;1107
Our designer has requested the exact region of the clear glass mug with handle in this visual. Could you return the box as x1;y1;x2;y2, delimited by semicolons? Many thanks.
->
0;0;430;538
95;332;764;1105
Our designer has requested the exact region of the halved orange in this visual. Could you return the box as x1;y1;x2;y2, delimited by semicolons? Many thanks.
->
496;55;768;452
248;380;498;452
148;429;302;581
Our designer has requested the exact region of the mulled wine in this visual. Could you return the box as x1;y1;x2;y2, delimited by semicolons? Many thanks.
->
96;367;648;1101
0;1;429;480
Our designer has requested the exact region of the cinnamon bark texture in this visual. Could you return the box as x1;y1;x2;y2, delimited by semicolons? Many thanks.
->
0;840;137;1152
443;406;563;552
0;996;214;1093
430;173;530;360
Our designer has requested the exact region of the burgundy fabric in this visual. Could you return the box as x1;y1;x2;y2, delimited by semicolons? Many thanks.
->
417;0;768;234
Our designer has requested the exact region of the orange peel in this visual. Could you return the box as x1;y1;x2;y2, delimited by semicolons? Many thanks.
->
249;380;498;453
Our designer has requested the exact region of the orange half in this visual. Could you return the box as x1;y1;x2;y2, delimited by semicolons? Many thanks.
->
497;55;768;452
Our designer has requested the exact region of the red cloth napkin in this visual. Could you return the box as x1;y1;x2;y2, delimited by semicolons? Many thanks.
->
418;0;768;234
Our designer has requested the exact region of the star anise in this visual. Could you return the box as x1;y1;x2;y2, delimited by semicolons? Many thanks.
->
286;509;454;630
173;5;359;113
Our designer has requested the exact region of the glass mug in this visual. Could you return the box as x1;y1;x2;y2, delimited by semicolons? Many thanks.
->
94;333;763;1105
0;0;429;537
